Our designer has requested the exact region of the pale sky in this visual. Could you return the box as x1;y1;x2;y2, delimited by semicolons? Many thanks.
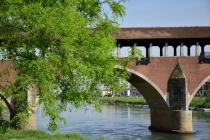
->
118;0;210;57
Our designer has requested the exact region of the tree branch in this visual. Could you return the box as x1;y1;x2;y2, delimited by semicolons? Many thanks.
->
0;93;14;115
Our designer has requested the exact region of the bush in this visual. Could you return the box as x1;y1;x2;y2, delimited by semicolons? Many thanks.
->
203;90;210;108
0;119;10;134
190;97;205;107
0;102;4;119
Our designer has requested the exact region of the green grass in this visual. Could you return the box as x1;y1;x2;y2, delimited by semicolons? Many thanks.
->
99;96;210;108
0;129;105;140
98;97;147;105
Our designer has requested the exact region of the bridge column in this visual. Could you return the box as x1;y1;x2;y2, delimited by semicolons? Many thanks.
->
117;43;121;58
26;86;39;130
180;42;184;56
149;43;153;57
149;109;195;133
195;42;200;56
164;43;168;57
9;86;38;130
149;63;195;133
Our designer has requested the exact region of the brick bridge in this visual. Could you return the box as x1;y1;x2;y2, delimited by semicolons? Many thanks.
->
114;26;210;133
1;26;210;133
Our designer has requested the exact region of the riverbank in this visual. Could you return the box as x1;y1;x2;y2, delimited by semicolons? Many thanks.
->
98;97;209;108
0;129;106;140
98;97;146;106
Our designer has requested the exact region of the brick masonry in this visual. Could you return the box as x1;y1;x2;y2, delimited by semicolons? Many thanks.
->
128;56;210;107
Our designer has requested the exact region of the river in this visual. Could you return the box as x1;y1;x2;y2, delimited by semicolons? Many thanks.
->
35;104;210;140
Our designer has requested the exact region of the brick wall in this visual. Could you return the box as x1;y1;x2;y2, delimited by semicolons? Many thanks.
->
128;56;210;96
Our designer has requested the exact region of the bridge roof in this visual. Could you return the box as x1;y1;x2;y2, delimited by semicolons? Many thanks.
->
114;26;210;40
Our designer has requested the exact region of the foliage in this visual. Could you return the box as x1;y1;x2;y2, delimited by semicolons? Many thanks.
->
0;0;130;131
190;97;206;108
203;90;210;108
0;119;10;134
190;94;210;108
0;102;3;118
127;44;144;60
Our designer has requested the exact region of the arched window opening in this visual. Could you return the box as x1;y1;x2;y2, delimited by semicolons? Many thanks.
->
204;45;210;52
152;46;160;57
139;46;146;58
168;46;174;56
120;46;130;58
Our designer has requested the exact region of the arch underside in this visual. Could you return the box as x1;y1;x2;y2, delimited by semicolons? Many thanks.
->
127;69;169;110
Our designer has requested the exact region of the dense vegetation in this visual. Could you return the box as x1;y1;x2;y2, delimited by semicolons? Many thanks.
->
0;0;131;131
0;102;3;118
190;97;206;107
190;90;210;108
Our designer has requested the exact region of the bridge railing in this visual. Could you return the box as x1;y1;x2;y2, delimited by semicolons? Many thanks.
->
200;52;210;63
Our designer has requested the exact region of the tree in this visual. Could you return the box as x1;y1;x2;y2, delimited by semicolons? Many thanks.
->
203;90;210;108
128;44;144;60
0;0;131;131
0;102;3;119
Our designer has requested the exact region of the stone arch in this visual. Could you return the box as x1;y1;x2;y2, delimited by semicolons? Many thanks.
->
127;69;169;110
187;75;210;107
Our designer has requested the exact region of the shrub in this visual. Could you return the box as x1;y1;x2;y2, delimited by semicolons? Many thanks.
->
0;102;4;119
0;119;10;134
203;90;210;108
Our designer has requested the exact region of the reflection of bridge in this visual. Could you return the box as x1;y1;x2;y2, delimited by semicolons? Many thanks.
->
114;27;210;133
1;26;210;133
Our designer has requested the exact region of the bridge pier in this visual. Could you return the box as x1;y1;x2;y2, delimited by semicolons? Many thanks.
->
149;109;196;134
9;86;38;130
25;86;38;129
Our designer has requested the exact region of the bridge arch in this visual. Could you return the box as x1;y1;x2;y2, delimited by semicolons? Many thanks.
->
188;75;210;107
127;69;169;110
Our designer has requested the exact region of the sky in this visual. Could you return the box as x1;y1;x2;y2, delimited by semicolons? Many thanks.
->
117;0;210;57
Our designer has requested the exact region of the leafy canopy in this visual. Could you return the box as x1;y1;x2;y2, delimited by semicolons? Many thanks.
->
0;0;130;131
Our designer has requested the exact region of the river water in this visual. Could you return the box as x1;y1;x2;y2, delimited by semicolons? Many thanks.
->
36;104;210;140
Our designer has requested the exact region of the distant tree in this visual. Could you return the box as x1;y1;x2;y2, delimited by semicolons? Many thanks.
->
0;0;131;131
203;90;210;108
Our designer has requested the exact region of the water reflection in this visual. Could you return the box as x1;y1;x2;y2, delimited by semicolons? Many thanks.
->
3;104;210;140
36;104;210;140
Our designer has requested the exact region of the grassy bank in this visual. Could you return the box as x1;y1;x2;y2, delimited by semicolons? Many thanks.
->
99;97;210;108
98;97;146;105
0;129;105;140
190;97;206;107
